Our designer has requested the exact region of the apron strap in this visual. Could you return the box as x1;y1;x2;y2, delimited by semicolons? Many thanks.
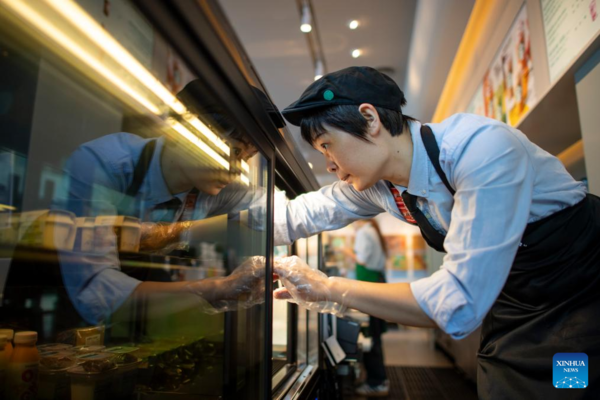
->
117;139;157;215
421;125;455;196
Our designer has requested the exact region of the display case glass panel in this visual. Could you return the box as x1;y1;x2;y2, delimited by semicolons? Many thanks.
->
294;238;308;370
306;235;320;365
0;0;270;398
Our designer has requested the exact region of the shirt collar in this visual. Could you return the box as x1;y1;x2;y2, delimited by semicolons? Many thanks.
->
145;137;178;205
406;120;430;198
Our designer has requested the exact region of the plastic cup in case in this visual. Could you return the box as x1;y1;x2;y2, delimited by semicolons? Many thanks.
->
17;209;77;250
94;215;141;252
68;364;117;400
75;217;95;252
38;351;77;400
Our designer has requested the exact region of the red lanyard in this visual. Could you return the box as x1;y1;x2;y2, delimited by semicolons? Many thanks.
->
179;190;198;222
388;185;417;225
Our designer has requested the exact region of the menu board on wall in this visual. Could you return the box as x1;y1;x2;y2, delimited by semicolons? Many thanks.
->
466;5;536;127
542;0;600;83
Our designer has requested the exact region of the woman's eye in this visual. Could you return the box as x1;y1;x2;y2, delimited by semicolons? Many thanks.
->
233;148;242;157
320;143;329;151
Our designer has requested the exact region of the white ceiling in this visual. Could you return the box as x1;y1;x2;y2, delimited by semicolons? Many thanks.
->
218;0;475;186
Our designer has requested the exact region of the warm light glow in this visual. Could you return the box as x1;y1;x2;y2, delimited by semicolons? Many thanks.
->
241;160;250;173
0;204;17;211
308;162;313;169
351;49;362;58
240;175;250;185
44;0;187;114
168;118;229;170
2;0;232;166
43;0;230;156
300;23;312;33
184;115;230;156
2;0;160;114
349;20;359;30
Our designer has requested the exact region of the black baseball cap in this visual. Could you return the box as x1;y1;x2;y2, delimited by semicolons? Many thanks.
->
178;79;286;129
282;66;405;126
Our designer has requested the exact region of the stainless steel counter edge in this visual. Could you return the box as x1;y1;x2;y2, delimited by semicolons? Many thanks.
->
274;365;316;400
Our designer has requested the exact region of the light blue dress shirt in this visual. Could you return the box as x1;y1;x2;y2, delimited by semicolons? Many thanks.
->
276;113;587;339
55;133;260;324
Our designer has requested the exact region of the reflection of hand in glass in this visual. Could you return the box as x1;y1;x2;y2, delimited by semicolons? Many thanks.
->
185;255;266;313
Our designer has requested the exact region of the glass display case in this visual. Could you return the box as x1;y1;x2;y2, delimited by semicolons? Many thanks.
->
0;1;323;399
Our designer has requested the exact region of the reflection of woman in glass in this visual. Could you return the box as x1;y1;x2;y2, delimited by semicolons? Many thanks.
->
41;80;280;326
343;219;389;397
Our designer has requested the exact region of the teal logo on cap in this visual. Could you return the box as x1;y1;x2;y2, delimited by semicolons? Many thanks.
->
323;90;334;101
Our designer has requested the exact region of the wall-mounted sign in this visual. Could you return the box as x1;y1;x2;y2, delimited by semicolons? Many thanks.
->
542;0;600;83
466;5;536;127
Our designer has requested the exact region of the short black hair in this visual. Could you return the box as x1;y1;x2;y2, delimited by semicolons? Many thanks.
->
300;105;416;146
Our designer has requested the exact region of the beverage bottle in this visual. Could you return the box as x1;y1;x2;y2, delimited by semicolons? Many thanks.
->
7;331;39;400
0;331;14;361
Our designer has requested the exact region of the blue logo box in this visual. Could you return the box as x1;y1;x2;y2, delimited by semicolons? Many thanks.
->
553;353;588;389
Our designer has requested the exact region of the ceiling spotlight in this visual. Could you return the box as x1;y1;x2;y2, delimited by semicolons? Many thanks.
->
300;4;312;33
349;20;359;30
351;49;362;58
314;59;324;81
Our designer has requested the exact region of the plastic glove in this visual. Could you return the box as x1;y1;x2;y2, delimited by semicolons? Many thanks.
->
185;255;266;314
273;256;349;316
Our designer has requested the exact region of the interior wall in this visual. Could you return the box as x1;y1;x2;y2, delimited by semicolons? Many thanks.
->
575;49;600;195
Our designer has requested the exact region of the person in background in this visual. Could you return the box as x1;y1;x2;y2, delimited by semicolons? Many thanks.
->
343;219;389;397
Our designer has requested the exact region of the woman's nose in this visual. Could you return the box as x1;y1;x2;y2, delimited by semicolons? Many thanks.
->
326;159;337;173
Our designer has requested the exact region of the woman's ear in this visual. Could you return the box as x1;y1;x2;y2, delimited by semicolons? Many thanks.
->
358;103;381;138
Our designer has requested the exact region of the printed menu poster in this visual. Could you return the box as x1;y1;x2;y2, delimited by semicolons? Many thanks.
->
467;5;535;127
542;0;600;83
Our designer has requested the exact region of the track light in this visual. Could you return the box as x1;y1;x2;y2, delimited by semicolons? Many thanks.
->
300;4;312;33
314;59;324;81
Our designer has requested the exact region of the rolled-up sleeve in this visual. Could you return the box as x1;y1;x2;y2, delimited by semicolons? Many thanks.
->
411;126;534;339
59;254;141;324
275;181;385;245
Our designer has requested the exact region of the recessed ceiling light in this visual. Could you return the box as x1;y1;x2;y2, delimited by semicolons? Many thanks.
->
349;20;359;30
351;49;362;58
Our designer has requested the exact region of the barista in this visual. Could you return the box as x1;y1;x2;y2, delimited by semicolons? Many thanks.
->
272;66;600;398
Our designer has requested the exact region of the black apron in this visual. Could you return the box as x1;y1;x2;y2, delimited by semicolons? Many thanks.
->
403;125;600;399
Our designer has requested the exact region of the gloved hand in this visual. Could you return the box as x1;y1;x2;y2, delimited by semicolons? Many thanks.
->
273;256;349;316
185;255;266;314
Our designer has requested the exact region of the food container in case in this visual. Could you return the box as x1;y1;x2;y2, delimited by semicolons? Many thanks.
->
68;364;117;400
38;352;77;400
74;217;95;252
17;210;76;250
94;215;141;252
